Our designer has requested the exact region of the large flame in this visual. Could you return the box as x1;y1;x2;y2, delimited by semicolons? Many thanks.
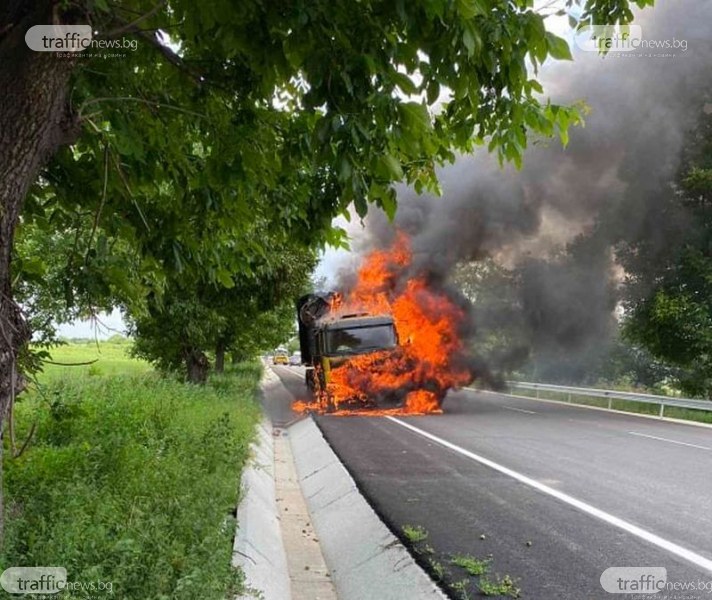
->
296;232;473;415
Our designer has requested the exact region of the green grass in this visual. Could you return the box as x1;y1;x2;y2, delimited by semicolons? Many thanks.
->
450;579;472;600
2;356;262;599
37;338;150;383
478;574;521;598
402;524;429;543
511;388;712;425
398;522;522;599
428;558;447;581
451;554;490;576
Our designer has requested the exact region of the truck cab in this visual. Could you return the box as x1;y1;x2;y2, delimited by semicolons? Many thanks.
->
309;314;397;399
296;294;398;405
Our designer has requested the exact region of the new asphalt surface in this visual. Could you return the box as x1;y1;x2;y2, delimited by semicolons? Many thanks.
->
269;364;712;599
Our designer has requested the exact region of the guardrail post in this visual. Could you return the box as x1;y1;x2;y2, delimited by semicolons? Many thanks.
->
567;393;571;403
659;403;665;418
607;395;612;410
536;386;540;400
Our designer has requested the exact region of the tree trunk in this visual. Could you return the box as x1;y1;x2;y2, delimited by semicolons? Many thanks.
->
0;1;82;546
185;349;209;384
215;341;226;373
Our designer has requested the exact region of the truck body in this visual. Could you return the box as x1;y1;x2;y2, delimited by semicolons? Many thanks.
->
296;293;398;408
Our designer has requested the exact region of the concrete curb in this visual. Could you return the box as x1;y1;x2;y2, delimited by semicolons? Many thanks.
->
233;416;291;600
289;416;447;600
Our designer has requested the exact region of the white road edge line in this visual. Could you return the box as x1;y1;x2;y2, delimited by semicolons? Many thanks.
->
386;416;712;575
463;387;712;431
502;406;537;415
628;431;711;451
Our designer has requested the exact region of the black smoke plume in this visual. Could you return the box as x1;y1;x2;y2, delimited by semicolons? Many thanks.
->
338;0;712;383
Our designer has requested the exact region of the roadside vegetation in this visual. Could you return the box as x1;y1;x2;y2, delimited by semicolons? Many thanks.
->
402;524;429;544
1;342;261;599
401;524;520;599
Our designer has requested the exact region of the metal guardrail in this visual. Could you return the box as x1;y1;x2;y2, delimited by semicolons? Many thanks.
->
507;381;712;418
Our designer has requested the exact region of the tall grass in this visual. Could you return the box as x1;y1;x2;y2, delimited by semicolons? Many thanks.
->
2;360;262;599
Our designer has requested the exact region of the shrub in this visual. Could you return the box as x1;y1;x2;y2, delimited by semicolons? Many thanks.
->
2;362;262;599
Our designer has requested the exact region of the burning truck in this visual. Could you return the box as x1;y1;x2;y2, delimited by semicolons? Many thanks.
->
294;233;476;415
296;292;400;410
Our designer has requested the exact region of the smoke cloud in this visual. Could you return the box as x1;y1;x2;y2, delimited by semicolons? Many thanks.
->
337;0;712;382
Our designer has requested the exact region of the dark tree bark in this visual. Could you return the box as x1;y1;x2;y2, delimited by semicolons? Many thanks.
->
215;340;226;373
184;349;209;384
0;1;82;546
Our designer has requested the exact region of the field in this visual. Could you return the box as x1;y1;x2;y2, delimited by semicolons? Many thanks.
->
37;337;151;382
2;339;262;599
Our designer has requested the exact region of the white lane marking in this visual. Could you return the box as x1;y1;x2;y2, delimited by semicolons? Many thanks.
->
628;431;711;451
502;406;537;415
386;416;712;575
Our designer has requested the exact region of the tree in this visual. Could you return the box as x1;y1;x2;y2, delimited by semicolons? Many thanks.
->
129;242;316;382
621;102;712;396
1;0;655;542
2;0;647;397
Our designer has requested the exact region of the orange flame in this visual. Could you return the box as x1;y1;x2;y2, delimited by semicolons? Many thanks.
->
298;232;472;416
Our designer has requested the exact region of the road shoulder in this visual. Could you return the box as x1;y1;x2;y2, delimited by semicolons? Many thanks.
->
252;364;446;599
289;416;447;600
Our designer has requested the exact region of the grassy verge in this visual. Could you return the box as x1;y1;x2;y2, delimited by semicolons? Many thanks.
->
509;388;712;424
2;353;262;600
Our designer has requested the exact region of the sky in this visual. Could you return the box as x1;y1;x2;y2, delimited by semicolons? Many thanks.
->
56;308;126;340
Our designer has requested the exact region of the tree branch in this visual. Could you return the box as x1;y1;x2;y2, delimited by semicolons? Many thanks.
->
43;358;99;366
103;1;166;38
84;143;109;265
135;29;204;84
78;95;206;120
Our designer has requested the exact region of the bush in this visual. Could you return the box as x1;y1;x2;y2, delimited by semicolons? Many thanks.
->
2;362;262;599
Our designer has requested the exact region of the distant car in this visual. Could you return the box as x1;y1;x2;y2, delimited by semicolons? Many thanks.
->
289;351;302;366
272;351;289;365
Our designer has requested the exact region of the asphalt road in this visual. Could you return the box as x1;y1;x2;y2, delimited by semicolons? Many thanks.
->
270;364;712;599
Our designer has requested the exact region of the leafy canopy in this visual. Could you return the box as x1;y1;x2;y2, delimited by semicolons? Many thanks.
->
16;0;652;372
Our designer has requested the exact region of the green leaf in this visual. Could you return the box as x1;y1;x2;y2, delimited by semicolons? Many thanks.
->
20;257;46;276
426;82;440;105
528;79;544;94
354;194;368;218
216;268;235;289
380;187;398;220
378;154;404;180
545;32;573;61
392;71;418;95
462;25;481;57
398;102;432;134
457;0;486;19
